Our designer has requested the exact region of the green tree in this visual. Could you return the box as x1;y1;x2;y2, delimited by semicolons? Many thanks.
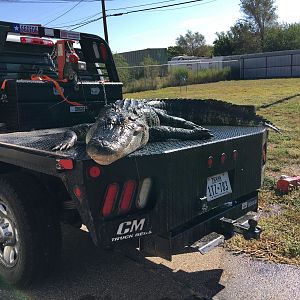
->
113;53;130;84
166;45;184;60
264;23;300;51
213;32;234;56
240;0;278;49
213;21;260;55
230;21;260;54
176;30;208;56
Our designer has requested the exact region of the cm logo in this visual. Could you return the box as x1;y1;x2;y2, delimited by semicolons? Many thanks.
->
117;218;146;235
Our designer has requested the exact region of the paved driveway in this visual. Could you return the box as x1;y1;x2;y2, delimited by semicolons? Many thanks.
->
0;226;299;300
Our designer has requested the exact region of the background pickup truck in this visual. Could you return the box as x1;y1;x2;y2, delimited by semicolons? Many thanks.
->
0;21;265;288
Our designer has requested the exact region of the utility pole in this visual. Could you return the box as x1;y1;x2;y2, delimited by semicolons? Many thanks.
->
101;0;109;44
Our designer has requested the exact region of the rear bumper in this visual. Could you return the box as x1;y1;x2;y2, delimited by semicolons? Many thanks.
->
97;193;259;261
139;194;259;260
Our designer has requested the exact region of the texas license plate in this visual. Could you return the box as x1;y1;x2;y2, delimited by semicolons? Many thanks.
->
207;172;232;201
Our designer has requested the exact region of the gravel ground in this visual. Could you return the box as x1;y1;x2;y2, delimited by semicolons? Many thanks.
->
0;225;299;300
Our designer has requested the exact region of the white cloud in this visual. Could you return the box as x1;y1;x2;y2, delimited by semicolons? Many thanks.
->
276;0;300;23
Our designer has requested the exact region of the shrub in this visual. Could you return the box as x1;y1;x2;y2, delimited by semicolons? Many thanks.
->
122;66;232;93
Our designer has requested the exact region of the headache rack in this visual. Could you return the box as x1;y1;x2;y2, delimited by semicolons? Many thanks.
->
0;21;119;82
0;21;123;131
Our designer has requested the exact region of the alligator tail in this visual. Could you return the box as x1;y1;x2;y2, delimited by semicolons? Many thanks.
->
145;98;280;132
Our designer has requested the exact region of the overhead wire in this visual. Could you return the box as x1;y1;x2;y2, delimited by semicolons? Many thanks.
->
155;0;216;11
68;0;216;30
106;0;178;11
49;12;100;27
0;0;105;3
44;0;84;26
51;0;179;27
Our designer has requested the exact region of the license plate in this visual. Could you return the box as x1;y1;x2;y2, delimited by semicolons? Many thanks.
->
207;172;232;201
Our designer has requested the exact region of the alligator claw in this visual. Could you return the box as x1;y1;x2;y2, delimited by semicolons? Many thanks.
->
52;130;77;151
52;142;73;151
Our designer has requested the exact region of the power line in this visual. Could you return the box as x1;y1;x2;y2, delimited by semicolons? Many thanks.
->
50;12;100;27
155;0;215;12
44;0;84;26
106;0;178;12
110;0;214;16
69;0;217;30
0;0;112;3
51;0;178;27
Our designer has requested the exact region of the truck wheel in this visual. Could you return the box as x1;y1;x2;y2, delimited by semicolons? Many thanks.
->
0;173;62;288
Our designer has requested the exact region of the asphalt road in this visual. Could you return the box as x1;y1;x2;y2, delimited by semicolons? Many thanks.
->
0;225;299;300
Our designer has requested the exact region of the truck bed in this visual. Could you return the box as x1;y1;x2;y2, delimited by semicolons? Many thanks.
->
0;124;267;251
0;125;265;162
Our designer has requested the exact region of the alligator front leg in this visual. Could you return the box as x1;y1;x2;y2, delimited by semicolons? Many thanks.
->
149;126;213;142
52;123;93;151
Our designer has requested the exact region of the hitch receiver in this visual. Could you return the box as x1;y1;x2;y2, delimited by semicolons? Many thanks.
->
219;213;262;240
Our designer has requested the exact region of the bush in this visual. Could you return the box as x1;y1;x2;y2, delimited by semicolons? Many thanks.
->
122;66;232;93
124;78;160;93
162;67;231;88
169;67;190;85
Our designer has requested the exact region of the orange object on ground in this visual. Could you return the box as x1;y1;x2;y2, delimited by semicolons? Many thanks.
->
276;175;300;193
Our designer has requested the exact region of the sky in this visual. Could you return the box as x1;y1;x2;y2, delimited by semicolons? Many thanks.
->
0;0;299;53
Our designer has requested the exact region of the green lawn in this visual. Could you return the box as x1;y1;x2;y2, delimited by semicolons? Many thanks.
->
125;78;300;266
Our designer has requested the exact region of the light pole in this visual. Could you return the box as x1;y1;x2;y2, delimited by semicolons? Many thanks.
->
101;0;109;44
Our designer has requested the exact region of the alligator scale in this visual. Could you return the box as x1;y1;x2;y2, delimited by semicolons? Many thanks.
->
53;99;213;165
53;98;277;165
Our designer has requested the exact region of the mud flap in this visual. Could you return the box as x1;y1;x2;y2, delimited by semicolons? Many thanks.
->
140;235;173;261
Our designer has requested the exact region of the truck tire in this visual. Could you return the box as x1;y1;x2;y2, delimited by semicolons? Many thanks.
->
0;173;62;288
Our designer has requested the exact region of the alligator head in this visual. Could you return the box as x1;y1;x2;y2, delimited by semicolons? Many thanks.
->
86;105;149;165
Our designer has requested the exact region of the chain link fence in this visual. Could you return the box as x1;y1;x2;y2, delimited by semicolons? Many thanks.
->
116;59;239;93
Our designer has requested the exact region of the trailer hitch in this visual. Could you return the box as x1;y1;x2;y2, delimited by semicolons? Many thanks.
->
190;213;262;255
219;213;262;240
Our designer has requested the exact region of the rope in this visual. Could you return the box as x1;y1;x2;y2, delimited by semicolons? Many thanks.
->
31;74;83;107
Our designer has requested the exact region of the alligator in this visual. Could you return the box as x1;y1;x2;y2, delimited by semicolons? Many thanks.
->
53;98;278;165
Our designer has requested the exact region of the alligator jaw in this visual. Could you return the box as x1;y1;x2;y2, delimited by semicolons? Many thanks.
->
86;126;149;165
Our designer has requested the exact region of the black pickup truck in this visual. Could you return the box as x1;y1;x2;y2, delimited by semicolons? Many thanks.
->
0;21;266;288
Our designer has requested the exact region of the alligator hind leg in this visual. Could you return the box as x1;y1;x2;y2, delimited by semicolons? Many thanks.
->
149;126;213;142
154;109;204;130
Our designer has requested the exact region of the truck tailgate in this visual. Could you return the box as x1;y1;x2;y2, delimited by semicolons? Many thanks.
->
0;125;267;244
125;126;266;233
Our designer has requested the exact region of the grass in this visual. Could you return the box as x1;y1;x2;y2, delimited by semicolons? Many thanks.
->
125;78;300;266
122;68;231;94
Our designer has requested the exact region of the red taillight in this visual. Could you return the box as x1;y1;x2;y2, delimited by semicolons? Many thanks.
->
232;150;238;161
20;36;54;46
208;156;213;168
102;183;118;217
89;166;101;178
56;159;73;170
119;180;136;213
99;43;108;62
220;153;227;164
